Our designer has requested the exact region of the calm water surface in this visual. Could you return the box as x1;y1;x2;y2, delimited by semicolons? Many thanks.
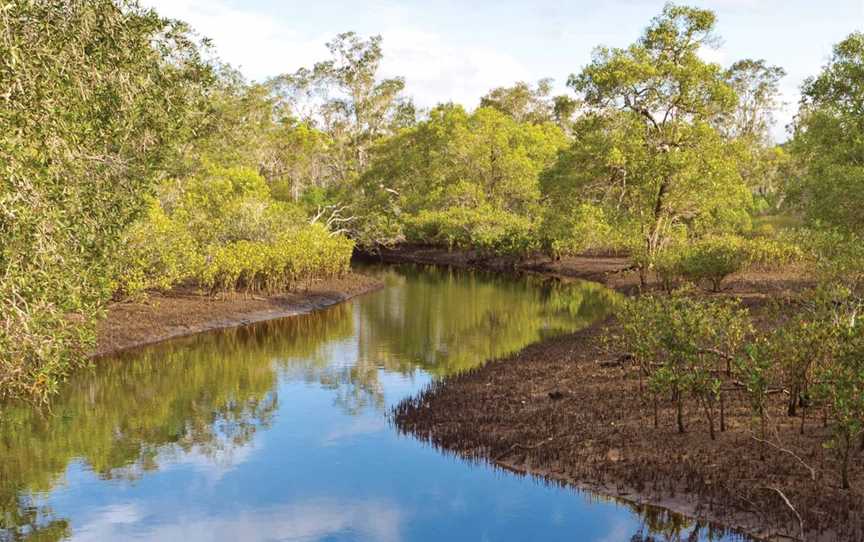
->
1;265;745;541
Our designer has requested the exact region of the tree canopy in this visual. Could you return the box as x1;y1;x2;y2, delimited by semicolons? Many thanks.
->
1;0;214;402
544;4;751;261
788;32;864;234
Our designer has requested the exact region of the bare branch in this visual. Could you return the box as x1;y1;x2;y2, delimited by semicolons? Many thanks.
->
761;486;804;540
752;436;817;481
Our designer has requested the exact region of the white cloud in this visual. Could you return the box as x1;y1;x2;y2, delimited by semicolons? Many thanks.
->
380;27;531;109
146;0;330;80
698;44;729;66
144;0;530;109
71;499;405;542
322;416;386;445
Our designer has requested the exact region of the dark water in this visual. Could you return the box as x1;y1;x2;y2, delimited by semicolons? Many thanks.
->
1;265;744;541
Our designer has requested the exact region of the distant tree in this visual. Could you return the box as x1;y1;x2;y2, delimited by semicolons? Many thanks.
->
353;104;567;251
271;32;413;179
723;59;787;141
553;94;581;129
185;68;336;202
480;79;578;129
719;59;789;213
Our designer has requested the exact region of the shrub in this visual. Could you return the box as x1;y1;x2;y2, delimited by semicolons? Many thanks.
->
404;206;538;257
652;249;683;293
542;203;612;257
677;237;747;292
813;327;864;490
654;235;803;293
197;225;354;294
118;167;354;297
613;290;750;437
740;236;804;270
114;201;203;298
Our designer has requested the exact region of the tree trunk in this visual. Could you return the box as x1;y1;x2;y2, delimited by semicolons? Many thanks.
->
800;404;806;435
841;432;851;490
719;392;726;432
646;179;670;258
675;390;685;434
705;400;716;441
787;384;799;417
759;412;767;461
653;392;659;429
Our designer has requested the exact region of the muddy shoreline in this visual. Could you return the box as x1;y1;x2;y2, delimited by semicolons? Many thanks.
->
385;245;861;541
94;273;383;357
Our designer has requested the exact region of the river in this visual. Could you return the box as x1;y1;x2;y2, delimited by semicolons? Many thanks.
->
0;265;745;541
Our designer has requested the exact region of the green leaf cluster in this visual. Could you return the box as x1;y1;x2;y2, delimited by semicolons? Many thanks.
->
0;0;213;403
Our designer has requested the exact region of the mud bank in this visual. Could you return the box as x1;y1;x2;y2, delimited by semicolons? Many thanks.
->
394;311;864;541
364;244;813;297
385;247;857;541
94;273;382;357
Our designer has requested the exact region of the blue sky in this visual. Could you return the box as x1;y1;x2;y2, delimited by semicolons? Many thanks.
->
147;0;864;140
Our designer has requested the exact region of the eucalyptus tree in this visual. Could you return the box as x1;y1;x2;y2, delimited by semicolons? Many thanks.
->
724;59;787;141
545;4;751;263
271;32;414;181
480;79;581;130
721;59;789;211
180;66;335;202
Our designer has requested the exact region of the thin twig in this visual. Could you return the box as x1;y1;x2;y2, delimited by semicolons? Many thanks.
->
751;436;817;481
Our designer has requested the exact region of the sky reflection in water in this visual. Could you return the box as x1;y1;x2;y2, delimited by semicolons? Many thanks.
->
1;265;744;541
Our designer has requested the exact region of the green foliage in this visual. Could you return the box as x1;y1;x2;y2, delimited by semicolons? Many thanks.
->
114;200;203;298
740;235;805;270
676;237;748;292
723;59;787;141
404;207;539;257
357;104;567;254
614;290;750;437
736;340;774;441
652;234;803;293
543;5;751;266
270;32;413;177
479;79;577;128
788;33;864;234
197;226;353;294
117;166;354;296
542;203;623;257
652;249;684;293
0;0;213;403
814;323;864;490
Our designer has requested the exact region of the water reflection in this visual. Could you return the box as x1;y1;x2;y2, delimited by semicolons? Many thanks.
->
0;265;744;541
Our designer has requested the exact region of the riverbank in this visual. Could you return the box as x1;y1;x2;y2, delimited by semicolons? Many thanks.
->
94;273;382;357
388;246;861;541
367;244;811;297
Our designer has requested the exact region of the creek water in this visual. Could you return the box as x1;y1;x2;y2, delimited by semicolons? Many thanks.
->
1;265;746;541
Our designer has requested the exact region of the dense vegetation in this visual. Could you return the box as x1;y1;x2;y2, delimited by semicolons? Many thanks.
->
613;231;864;490
2;3;864;499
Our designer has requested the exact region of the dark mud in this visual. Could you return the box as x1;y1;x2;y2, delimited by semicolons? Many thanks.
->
394;312;864;541
95;273;382;357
